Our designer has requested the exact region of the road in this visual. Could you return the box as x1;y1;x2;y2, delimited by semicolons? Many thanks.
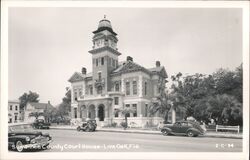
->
32;129;242;152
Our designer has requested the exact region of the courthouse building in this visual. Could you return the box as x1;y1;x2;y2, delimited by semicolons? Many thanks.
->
68;17;169;127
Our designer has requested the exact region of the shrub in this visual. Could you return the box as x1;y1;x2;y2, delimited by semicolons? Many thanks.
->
111;122;117;127
120;122;127;128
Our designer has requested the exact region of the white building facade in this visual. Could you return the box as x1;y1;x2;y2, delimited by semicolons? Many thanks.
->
8;100;20;123
69;17;169;127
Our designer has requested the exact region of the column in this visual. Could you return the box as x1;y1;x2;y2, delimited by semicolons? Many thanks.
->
171;108;176;124
95;106;99;121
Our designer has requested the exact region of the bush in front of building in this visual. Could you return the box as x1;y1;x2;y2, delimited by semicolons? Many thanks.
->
120;122;127;129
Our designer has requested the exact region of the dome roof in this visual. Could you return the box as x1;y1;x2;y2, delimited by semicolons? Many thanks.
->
93;16;117;35
98;19;113;29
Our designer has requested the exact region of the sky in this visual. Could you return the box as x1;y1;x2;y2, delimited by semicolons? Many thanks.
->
8;7;242;105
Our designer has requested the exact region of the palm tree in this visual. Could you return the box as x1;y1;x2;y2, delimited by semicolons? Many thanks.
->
148;76;172;123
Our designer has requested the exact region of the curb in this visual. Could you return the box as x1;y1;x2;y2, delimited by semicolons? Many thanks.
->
50;127;242;139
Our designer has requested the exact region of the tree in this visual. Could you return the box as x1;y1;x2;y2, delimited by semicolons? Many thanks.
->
19;91;39;111
206;94;242;126
148;75;171;123
55;88;72;123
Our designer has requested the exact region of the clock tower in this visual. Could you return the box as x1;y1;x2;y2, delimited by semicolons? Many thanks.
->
89;16;122;95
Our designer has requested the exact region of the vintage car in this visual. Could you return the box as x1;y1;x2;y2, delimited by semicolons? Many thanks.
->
8;123;52;152
32;119;50;129
160;121;205;137
76;120;97;132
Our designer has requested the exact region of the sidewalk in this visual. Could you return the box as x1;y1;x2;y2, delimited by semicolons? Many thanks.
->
50;125;242;139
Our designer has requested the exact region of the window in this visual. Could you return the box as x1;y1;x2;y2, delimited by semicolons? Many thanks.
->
9;118;12;123
15;115;18;121
133;81;137;95
144;81;147;95
126;82;130;95
96;59;98;66
125;104;130;117
79;88;82;97
145;104;148;117
98;72;102;80
15;105;18;111
10;105;12;110
114;109;119;117
101;57;104;65
114;97;119;105
132;104;137;117
89;86;93;95
74;108;77;118
74;89;78;101
115;83;119;92
97;86;102;94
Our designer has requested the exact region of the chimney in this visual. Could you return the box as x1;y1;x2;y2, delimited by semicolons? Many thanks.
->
82;67;87;75
127;56;133;62
156;61;161;67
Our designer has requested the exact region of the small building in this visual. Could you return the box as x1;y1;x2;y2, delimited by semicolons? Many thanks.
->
68;17;170;127
8;100;20;123
24;101;54;123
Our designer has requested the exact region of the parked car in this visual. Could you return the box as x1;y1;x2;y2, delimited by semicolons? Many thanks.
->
161;121;205;137
33;119;50;129
8;123;52;152
76;120;97;132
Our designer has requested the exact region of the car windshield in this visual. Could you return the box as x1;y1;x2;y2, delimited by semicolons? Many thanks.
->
9;124;34;132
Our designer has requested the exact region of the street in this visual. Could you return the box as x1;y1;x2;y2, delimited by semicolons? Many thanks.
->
32;129;243;152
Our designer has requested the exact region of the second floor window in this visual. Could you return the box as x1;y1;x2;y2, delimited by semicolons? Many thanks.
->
89;86;93;95
79;88;82;96
144;81;148;95
114;97;119;105
101;57;104;65
96;59;98;66
97;86;102;94
74;89;77;101
10;105;12;110
15;105;18;111
126;82;130;95
115;83;119;92
133;81;137;95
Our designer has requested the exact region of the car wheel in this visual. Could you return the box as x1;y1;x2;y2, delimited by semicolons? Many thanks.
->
161;129;169;136
15;141;24;152
85;128;90;132
77;127;81;131
187;131;195;137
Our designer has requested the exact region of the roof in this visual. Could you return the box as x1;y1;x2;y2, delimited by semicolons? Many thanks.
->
8;100;20;103
148;66;168;78
68;72;93;83
28;102;54;109
93;18;117;35
111;60;168;78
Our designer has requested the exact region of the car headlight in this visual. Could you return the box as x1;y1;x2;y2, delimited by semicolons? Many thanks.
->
25;137;30;142
30;139;36;144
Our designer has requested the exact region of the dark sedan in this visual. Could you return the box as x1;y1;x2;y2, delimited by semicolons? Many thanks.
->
160;121;205;137
8;123;52;152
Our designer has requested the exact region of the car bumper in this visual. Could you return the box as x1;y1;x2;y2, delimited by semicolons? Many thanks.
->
22;140;52;150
